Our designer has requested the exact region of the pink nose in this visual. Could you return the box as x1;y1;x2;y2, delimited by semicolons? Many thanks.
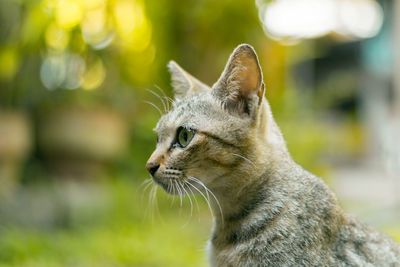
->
146;162;160;175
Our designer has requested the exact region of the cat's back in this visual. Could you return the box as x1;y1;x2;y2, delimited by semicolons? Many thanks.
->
332;215;400;266
279;165;400;266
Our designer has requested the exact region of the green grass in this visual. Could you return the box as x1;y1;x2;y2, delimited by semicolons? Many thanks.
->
0;178;211;267
0;223;208;266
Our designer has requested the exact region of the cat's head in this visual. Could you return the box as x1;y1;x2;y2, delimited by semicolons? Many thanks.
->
146;44;283;194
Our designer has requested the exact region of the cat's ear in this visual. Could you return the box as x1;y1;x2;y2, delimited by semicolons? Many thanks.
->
212;44;265;116
168;60;210;100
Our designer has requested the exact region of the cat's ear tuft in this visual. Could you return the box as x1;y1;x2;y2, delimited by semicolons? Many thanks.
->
167;60;210;100
212;44;265;116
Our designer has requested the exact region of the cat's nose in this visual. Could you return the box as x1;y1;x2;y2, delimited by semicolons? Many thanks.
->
146;162;160;175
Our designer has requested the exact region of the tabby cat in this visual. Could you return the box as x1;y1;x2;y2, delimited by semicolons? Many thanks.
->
145;44;400;266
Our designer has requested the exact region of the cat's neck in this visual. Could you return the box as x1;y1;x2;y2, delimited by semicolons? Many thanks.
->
210;149;295;232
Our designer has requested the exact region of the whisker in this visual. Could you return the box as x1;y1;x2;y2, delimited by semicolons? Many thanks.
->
164;96;174;111
142;179;153;188
181;182;193;218
146;88;167;113
204;187;224;223
146;184;155;222
232;153;256;167
143;100;162;116
188;176;210;202
174;180;183;207
184;180;200;214
152;185;158;221
154;84;173;112
153;185;162;222
139;178;153;193
141;179;154;202
138;178;152;189
164;96;170;111
141;180;154;224
154;84;168;97
185;177;214;218
178;182;184;209
169;179;176;206
188;176;224;223
167;178;171;193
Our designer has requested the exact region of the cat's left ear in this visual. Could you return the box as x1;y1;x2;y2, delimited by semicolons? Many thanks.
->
168;61;210;100
212;44;265;116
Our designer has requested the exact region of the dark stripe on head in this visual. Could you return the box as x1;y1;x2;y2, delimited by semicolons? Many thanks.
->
197;130;241;150
184;142;207;158
204;156;239;169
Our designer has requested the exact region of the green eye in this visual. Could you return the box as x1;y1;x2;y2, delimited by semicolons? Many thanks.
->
176;127;195;148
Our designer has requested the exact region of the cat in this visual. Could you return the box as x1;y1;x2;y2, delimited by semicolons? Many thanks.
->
146;44;400;266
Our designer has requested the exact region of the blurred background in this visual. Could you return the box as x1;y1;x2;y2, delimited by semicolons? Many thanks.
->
0;0;399;266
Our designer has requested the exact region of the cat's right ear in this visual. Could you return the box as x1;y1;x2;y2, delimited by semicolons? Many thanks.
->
212;44;265;117
168;61;210;100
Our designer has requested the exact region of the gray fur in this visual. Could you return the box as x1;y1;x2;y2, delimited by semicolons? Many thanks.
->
147;44;400;266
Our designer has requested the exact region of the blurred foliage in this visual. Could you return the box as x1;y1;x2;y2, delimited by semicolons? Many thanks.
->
1;0;397;266
0;0;265;109
0;0;364;175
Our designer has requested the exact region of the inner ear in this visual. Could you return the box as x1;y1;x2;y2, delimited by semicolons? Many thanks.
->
233;54;262;97
212;44;264;116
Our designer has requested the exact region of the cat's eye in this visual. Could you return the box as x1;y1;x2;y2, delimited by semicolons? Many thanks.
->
175;127;195;148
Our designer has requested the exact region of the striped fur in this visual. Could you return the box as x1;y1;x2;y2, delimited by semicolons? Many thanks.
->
148;44;400;266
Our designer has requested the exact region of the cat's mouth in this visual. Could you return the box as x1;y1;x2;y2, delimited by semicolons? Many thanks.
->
151;175;171;192
150;168;189;195
151;172;196;196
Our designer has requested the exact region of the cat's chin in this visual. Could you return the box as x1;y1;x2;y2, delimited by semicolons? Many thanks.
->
151;175;168;189
151;176;179;195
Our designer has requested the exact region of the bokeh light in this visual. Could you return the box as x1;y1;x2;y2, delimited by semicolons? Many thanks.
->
113;0;152;52
259;0;384;42
40;53;67;90
82;56;106;90
81;8;114;49
37;0;153;89
45;22;70;51
337;0;384;38
0;47;20;81
56;0;83;29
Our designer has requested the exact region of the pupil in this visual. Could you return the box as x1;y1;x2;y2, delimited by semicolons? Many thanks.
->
183;131;188;141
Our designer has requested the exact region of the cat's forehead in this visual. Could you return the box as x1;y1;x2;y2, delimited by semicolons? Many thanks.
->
155;93;224;133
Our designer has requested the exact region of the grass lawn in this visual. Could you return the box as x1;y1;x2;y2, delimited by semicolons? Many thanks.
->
0;178;211;267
